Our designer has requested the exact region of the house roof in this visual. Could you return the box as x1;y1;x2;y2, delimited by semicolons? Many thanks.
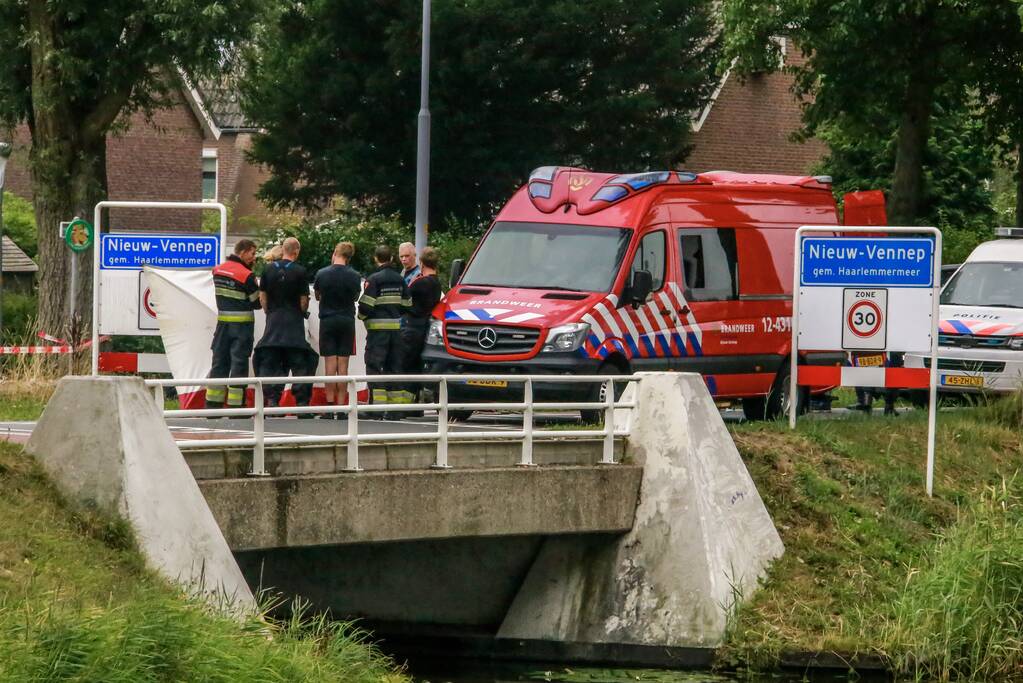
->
2;235;37;273
195;77;257;132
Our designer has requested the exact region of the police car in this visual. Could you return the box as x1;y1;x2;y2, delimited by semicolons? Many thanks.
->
906;228;1023;395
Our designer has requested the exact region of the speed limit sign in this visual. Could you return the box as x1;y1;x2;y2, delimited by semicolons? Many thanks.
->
842;288;888;350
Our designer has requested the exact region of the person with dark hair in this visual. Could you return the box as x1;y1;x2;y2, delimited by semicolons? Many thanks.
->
358;244;411;417
399;246;443;415
255;237;318;413
206;239;260;410
314;241;362;417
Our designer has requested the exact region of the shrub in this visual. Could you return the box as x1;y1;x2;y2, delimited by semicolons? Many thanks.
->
2;191;37;257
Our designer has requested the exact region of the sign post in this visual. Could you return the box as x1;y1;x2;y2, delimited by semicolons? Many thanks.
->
62;217;94;325
790;226;942;496
90;201;227;376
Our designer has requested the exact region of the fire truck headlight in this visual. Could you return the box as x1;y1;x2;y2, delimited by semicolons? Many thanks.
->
426;318;444;346
542;323;590;353
1010;337;1023;350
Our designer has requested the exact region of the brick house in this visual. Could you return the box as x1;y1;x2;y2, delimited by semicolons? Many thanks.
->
3;77;275;236
4;43;824;239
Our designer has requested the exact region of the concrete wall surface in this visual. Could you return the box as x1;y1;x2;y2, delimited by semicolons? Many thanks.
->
26;376;254;610
499;372;784;647
200;465;642;550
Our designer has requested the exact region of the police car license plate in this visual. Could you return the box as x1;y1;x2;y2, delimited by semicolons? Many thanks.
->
466;379;508;388
855;354;885;367
941;375;984;388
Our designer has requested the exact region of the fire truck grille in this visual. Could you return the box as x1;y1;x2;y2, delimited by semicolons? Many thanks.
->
446;323;541;355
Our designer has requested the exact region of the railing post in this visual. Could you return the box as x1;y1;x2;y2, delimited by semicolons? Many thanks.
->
519;378;535;467
345;379;361;472
153;384;164;413
434;378;451;468
250;382;268;476
602;378;616;464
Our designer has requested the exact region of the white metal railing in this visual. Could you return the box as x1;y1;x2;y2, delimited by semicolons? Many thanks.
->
144;374;635;476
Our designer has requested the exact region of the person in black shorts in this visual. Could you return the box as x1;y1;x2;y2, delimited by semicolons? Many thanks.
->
314;241;363;415
254;237;318;411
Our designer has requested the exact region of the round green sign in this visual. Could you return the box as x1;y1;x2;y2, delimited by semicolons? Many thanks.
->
65;218;94;252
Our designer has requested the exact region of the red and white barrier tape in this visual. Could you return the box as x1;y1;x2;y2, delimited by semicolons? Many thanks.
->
798;365;929;389
0;344;74;355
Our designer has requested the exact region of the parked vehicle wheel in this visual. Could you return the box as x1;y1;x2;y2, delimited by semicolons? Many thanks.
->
447;410;474;422
581;361;629;424
744;363;807;421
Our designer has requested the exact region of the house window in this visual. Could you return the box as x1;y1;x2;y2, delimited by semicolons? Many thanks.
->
202;149;218;201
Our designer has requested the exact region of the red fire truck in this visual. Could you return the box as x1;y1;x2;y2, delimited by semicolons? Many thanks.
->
422;167;886;420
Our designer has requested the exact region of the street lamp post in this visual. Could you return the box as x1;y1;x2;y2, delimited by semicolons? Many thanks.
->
413;0;431;255
0;142;11;339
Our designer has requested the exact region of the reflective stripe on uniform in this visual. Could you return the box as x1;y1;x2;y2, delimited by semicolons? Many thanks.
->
365;319;400;331
226;387;245;406
401;297;412;307
248;291;260;302
215;286;248;300
388;390;415;404
217;310;255;322
375;294;404;305
206;387;226;402
371;388;390;404
360;295;377;306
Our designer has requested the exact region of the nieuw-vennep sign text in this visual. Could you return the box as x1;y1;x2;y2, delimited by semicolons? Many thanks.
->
800;237;934;288
100;234;220;270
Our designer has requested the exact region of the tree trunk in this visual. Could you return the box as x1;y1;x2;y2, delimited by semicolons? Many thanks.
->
888;73;934;226
1015;148;1023;228
27;0;105;339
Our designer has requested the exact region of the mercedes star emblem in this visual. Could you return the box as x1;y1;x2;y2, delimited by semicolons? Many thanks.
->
477;327;498;349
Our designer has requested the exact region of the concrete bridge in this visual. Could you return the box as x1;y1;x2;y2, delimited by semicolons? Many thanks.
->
27;373;784;658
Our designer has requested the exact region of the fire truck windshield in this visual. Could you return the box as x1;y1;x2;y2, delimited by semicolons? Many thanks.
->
461;222;633;293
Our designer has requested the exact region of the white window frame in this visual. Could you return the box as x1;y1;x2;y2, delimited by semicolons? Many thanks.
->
202;148;218;202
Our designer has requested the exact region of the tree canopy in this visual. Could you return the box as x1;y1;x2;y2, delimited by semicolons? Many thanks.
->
722;0;1023;227
242;0;721;226
0;0;263;333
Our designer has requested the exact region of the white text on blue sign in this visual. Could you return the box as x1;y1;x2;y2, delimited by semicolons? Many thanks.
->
101;234;220;270
800;237;934;287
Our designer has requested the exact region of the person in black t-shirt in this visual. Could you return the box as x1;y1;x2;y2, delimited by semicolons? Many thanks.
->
254;237;318;410
314;241;363;414
400;246;443;413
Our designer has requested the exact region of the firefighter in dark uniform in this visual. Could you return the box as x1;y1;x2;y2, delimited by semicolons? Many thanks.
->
254;237;318;410
206;239;260;410
358;245;411;416
399;246;443;415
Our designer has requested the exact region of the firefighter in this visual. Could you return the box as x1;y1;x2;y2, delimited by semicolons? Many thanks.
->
358;245;411;417
206;239;260;411
399;246;443;416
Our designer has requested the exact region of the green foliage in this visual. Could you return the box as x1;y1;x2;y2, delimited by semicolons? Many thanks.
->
260;203;478;285
242;0;721;225
884;481;1023;680
815;100;997;262
0;439;407;682
1;292;37;344
2;191;37;257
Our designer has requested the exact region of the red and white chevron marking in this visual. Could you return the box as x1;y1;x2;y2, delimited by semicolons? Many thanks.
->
798;365;929;389
581;283;703;359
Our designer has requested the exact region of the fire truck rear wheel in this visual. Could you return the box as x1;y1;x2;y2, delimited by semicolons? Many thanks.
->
743;363;806;421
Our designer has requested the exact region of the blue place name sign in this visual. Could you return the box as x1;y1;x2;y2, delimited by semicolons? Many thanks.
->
800;237;934;287
100;233;220;270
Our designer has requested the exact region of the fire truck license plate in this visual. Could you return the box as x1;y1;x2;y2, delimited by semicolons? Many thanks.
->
941;375;984;387
855;354;886;367
466;379;508;388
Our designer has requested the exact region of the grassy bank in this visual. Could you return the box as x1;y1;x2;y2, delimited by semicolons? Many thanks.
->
724;404;1023;680
0;439;406;681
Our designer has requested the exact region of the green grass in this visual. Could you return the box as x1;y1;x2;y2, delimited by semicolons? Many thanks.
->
0;440;406;682
722;405;1023;679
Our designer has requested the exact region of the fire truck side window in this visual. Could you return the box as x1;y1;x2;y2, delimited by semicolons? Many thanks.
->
629;230;666;291
677;228;738;301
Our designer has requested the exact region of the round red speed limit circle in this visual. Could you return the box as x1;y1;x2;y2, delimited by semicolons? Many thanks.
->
847;299;883;338
142;288;157;318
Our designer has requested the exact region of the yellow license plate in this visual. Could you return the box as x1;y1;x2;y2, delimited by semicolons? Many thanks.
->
855;354;886;367
466;379;508;388
941;375;984;387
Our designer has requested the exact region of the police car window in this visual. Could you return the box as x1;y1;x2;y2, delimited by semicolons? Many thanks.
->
629;231;666;291
677;228;738;301
942;262;1023;308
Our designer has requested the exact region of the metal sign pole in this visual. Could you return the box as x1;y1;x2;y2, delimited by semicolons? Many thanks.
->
925;230;942;497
